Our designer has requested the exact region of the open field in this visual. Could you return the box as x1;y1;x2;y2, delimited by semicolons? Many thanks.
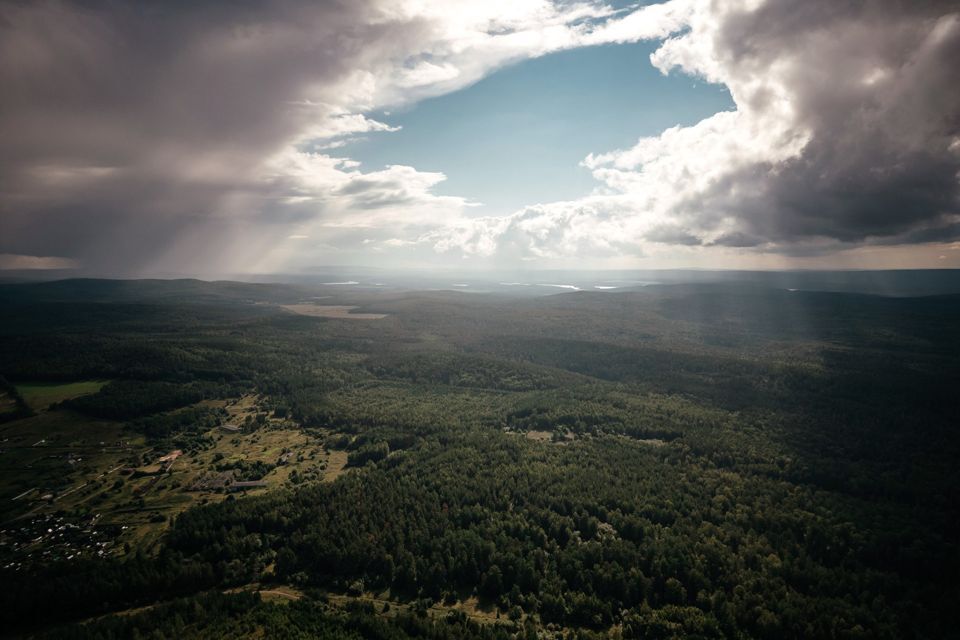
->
281;304;388;319
16;381;108;411
322;449;349;481
322;590;508;626
0;391;17;415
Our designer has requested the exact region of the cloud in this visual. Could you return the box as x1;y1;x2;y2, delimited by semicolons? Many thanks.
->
430;0;960;261
644;225;703;246
0;0;688;274
426;198;639;260
263;150;475;225
303;113;401;141
0;253;79;270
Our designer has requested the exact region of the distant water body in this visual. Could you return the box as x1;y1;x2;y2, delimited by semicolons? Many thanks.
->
299;270;960;297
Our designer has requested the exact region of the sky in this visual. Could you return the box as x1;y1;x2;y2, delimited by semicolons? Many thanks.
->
1;0;959;276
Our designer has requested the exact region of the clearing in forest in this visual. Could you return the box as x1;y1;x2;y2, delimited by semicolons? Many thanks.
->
323;450;349;481
281;304;387;320
15;380;108;411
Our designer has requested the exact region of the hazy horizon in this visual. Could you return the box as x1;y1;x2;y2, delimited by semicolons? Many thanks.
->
5;266;960;300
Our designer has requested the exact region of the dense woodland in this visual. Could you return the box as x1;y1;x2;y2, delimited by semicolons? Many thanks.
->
0;279;958;638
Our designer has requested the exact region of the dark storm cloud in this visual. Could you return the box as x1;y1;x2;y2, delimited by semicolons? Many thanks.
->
643;225;703;246
709;231;765;249
0;0;426;272
683;0;960;246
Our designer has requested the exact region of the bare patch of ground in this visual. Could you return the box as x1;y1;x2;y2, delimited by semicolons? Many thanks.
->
631;437;668;447
524;430;553;442
324;450;349;481
512;429;573;445
257;586;303;602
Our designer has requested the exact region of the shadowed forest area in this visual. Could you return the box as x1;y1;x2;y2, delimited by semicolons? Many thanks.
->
0;278;957;639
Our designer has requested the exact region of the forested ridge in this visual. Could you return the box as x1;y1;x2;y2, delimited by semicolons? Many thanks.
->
0;279;957;638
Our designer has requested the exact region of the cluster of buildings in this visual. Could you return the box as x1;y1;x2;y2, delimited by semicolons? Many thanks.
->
0;513;121;571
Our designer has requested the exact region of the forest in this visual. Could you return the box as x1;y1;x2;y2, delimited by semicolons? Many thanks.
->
0;278;957;639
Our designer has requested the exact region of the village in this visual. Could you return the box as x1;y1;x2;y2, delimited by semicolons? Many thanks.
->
1;512;119;571
0;392;350;568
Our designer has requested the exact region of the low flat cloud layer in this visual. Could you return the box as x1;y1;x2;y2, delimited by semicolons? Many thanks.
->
1;0;958;273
